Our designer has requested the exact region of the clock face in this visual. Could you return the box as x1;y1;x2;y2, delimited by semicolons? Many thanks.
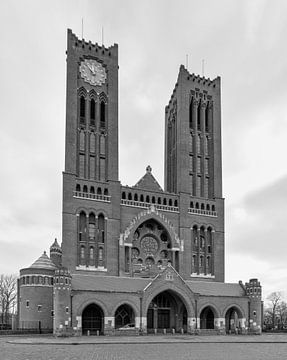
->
79;59;106;86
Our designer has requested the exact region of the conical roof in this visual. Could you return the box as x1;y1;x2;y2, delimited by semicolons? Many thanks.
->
134;165;163;192
29;251;57;270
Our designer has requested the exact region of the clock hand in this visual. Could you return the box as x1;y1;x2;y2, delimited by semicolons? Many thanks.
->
87;63;96;75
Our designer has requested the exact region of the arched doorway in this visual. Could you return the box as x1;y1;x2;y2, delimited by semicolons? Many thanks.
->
115;304;135;328
147;290;188;333
82;303;104;335
225;306;242;334
200;306;215;329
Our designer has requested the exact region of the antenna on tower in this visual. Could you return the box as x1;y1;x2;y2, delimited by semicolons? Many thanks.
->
101;26;104;46
202;59;205;77
81;18;84;40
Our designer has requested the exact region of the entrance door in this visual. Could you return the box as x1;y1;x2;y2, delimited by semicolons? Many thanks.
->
147;308;154;329
82;304;104;335
158;309;170;329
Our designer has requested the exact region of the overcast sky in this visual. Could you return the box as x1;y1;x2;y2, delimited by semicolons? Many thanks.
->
0;0;287;300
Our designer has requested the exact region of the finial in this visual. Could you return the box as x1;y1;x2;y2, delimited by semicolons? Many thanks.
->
146;165;152;173
44;251;46;255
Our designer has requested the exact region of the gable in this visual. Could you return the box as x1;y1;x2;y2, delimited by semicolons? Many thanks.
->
134;165;163;192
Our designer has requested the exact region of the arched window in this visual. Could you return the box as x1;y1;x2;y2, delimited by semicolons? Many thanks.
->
212;205;215;212
76;184;81;193
157;197;161;204
104;188;108;196
90;132;96;153
128;193;132;200
195;202;199;209
140;194;144;202
206;204;210;211
90;186;95;194
100;101;105;129
80;96;86;118
192;254;197;270
193;226;198;246
97;187;102;195
98;247;103;261
190;201;194;208
79;211;86;242
90;99;95;124
169;199;172;206
89;247;94;260
98;213;105;243
80;246;85;260
201;203;205;210
146;195;150;203
174;199;178;207
89;213;96;239
189;98;193;129
134;193;138;201
83;185;88;195
152;196;156;204
122;192;126;199
197;100;201;131
163;198;167;205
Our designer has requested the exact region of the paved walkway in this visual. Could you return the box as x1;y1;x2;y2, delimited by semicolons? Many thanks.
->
5;333;287;345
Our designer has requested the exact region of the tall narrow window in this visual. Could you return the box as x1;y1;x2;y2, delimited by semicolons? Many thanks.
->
197;157;201;173
197;176;201;197
100;101;105;129
89;156;95;179
197;100;201;131
89;213;96;239
205;158;209;174
89;247;94;260
100;158;106;181
79;154;85;178
79;130;85;151
205;104;209;132
205;136;209;155
79;211;86;242
197;135;201;153
90;132;96;153
90;99;95;125
80;96;86;118
98;213;105;243
190;134;193;152
189;155;193;171
189;99;193;129
100;135;106;155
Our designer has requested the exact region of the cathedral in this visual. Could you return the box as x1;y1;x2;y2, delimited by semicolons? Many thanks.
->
18;29;262;336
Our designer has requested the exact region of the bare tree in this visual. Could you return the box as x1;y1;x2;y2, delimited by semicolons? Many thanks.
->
266;292;283;330
0;274;17;325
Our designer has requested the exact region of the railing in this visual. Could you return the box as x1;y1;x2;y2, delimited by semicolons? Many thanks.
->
121;199;179;213
73;191;110;202
188;208;217;217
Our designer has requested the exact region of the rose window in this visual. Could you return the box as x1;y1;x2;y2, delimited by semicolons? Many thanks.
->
141;236;158;255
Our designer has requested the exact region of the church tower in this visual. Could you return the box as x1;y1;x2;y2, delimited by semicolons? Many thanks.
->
62;29;121;274
164;65;222;198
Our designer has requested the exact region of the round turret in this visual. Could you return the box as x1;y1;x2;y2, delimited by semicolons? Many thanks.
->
19;251;57;331
50;238;62;268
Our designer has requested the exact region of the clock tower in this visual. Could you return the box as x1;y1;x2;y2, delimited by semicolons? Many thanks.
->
62;29;120;272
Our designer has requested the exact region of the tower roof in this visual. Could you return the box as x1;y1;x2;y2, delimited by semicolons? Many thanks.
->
50;238;62;253
134;166;163;192
29;251;57;270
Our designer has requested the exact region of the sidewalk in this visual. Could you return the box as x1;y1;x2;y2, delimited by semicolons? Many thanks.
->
5;333;287;345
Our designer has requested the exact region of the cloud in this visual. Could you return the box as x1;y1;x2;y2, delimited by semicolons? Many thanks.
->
227;175;287;266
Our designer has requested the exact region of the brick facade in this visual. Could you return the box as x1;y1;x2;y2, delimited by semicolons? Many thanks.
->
18;29;263;335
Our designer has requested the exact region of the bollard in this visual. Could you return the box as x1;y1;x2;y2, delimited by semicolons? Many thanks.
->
97;330;100;336
154;328;157;335
172;328;175;335
181;328;184;335
87;330;90;336
163;328;166;335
